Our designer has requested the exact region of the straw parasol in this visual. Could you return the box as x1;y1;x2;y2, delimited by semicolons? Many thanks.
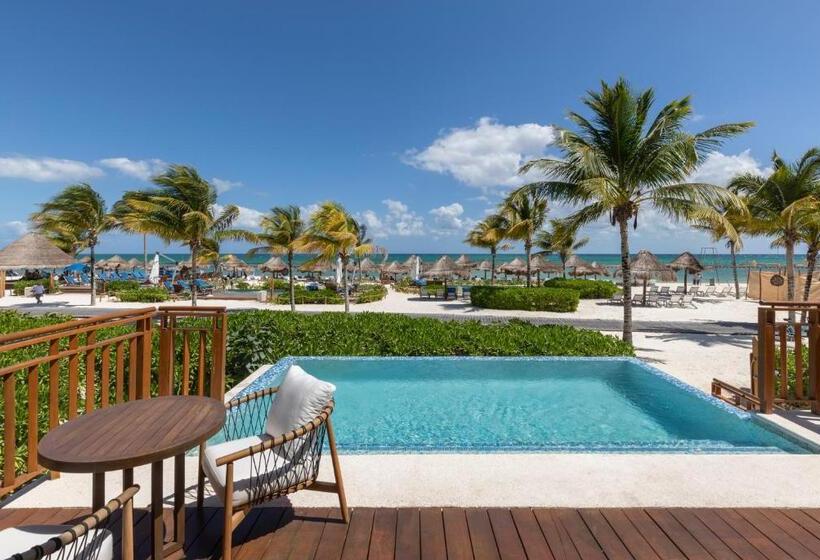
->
454;254;475;268
0;233;75;296
299;260;330;276
260;255;288;274
498;257;527;275
79;256;92;264
127;258;142;269
589;261;610;277
529;255;560;284
383;261;409;277
222;254;248;267
104;255;128;268
358;257;380;274
668;251;704;294
629;249;671;303
475;259;493;280
423;255;461;298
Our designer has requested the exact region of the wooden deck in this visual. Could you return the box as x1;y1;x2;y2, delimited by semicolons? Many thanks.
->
3;506;820;559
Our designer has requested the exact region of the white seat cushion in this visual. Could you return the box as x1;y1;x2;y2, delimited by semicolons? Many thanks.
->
203;435;318;507
265;365;335;438
0;525;113;560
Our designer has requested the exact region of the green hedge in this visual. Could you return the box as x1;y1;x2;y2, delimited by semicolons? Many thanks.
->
356;284;387;303
12;279;52;296
543;278;618;299
114;288;169;302
273;288;343;304
106;280;141;292
470;286;579;312
225;310;633;378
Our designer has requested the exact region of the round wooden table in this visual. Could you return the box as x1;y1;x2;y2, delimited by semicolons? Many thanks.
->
39;396;225;559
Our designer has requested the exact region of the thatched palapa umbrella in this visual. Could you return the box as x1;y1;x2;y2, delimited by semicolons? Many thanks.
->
475;259;493;280
629;249;671;304
104;255;127;269
127;258;142;269
424;255;460;298
0;232;75;296
454;254;475;268
668;251;704;294
260;255;288;274
529;255;560;284
498;257;527;277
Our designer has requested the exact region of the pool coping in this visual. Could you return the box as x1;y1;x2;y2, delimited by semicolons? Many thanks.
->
226;355;820;454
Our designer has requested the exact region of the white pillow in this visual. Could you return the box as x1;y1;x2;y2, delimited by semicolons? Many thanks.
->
265;364;336;437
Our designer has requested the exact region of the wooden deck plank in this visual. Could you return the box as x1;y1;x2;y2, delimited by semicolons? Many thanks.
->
487;508;526;560
761;509;820;553
736;508;819;560
465;508;501;560
600;509;661;560
712;508;793;560
394;508;420;560
553;509;606;560
691;509;768;560
533;509;580;560
314;508;351;560
509;508;555;560
668;508;740;560
418;508;445;560
645;508;713;560
578;509;632;560
289;508;333;560
368;508;397;560
622;508;686;560
442;508;472;560
341;507;375;560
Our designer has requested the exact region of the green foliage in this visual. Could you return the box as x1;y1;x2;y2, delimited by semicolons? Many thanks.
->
273;287;343;305
225;310;633;380
356;284;387;303
543;278;618;299
12;279;52;296
470;286;579;312
114;288;169;302
106;280;141;292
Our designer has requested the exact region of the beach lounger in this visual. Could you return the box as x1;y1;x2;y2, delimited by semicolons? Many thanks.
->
647;293;661;307
716;287;730;297
680;294;696;308
702;286;716;297
609;293;623;304
631;294;643;305
674;285;685;294
194;278;214;295
659;286;670;296
461;286;471;300
666;294;683;307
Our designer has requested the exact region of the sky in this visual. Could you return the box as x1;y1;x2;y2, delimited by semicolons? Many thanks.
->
1;0;819;255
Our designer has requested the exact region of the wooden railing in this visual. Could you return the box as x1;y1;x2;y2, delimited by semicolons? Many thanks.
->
0;306;227;496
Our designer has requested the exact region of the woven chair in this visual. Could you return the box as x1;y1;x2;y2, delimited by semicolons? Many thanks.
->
1;485;139;560
198;384;348;560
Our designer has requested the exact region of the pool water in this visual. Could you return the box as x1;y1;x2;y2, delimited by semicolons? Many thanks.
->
231;357;814;454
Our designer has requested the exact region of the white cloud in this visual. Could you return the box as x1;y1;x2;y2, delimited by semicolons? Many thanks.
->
404;117;555;190
0;156;103;182
2;220;28;236
300;203;321;219
212;177;242;194
357;199;425;238
98;157;167;180
214;203;264;229
689;150;769;186
429;202;475;234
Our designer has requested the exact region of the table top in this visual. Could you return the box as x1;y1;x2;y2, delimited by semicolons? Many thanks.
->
38;396;226;473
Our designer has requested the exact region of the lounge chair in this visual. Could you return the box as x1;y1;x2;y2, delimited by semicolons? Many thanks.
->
631;294;643;305
674;285;685;294
702;286;716;297
199;365;348;560
716;287;731;297
609;293;623;304
659;286;670;296
194;279;214;295
666;294;683;307
461;286;471;300
0;485;139;560
680;294;696;308
647;293;661;307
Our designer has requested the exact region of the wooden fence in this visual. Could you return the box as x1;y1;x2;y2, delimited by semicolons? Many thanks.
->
0;306;227;496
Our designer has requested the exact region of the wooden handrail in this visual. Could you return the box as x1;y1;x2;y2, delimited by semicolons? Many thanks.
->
0;305;228;497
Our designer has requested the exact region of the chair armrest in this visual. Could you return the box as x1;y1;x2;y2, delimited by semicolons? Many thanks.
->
215;400;334;466
225;385;280;412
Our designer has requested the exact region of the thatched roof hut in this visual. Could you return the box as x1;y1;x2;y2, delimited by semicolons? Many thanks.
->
530;255;561;274
669;251;704;293
299;260;330;274
104;255;128;268
260;255;288;273
475;260;493;271
454;254;475;268
126;258;142;268
0;233;75;269
423;255;459;277
222;254;248;268
498;257;527;274
383;261;408;275
358;257;380;272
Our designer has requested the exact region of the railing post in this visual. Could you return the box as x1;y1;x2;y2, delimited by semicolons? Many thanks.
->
158;311;174;396
809;310;820;414
136;315;153;399
211;311;227;402
758;307;776;414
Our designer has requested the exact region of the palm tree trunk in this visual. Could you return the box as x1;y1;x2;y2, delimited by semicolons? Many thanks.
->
800;246;818;324
525;239;532;288
191;244;198;307
490;247;496;285
786;239;795;323
562;258;567;279
730;242;740;300
618;217;632;345
342;255;350;312
89;243;97;306
288;251;296;312
143;234;148;273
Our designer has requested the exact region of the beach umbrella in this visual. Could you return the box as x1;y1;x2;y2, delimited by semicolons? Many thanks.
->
423;255;460;298
498;257;527;277
383;261;408;278
454;254;475;268
529;255;560;284
149;253;160;284
629;249;671;304
65;262;86;272
589;261;610;278
127;258;141;269
79;255;92;264
668;251;704;294
105;255;128;269
475;259;493;280
260;255;288;274
299;260;329;277
0;233;75;296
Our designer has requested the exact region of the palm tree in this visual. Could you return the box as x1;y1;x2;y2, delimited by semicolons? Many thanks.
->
691;197;749;299
501;189;548;287
111;191;154;271
353;224;374;281
730;149;820;312
535;219;589;278
517;78;752;343
301;202;373;312
464;214;509;285
799;220;820;307
116;164;246;305
30;183;116;306
246;206;306;312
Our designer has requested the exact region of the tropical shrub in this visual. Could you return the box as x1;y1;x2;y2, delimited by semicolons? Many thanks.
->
273;287;343;305
356;284;387;303
543;278;618;299
225;310;633;379
12;279;52;296
114;288;169;302
470;286;579;312
106;280;141;292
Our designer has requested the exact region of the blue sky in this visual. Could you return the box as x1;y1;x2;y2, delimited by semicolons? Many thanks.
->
1;0;818;255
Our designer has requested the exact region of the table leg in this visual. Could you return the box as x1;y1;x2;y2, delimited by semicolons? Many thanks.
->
173;453;185;545
151;460;163;560
92;472;105;511
123;467;133;489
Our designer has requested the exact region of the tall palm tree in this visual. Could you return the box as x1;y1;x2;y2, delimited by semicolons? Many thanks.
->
30;183;116;306
691;197;749;299
353;224;374;281
464;214;509;285
799;220;820;307
517;78;752;343
111;191;154;271
730;149;820;311
301;202;373;312
245;206;306;312
501;189;548;287
535;219;589;278
116;164;246;305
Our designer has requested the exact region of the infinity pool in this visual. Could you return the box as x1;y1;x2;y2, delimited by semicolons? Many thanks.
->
231;357;814;454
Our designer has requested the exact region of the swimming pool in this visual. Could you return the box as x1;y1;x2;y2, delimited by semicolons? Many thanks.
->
228;357;815;454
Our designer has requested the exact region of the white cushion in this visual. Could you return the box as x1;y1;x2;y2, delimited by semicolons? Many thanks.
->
203;435;317;507
0;525;113;560
265;365;335;438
